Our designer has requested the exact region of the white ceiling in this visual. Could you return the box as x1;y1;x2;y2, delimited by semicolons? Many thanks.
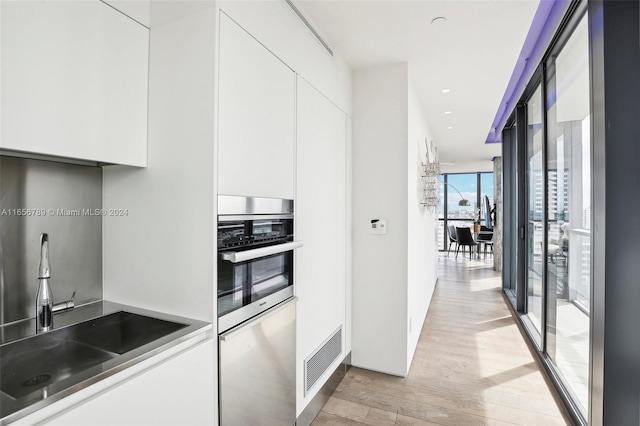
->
296;0;539;173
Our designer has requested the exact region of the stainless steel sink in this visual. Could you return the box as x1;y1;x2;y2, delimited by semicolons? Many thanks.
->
0;311;187;400
0;306;201;424
53;311;188;355
0;333;116;399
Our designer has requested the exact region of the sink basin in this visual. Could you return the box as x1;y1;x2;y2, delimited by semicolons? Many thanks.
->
54;311;188;355
0;311;187;400
1;334;116;399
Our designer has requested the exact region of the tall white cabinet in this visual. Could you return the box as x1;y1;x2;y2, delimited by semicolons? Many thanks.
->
0;0;148;167
217;13;296;199
295;77;348;410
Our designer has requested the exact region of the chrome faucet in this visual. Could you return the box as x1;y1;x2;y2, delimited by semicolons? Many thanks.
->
35;233;76;333
36;233;53;332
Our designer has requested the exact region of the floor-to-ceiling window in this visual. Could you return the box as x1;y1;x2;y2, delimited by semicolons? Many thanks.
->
438;172;494;251
544;14;590;413
480;173;495;226
438;175;446;249
526;83;544;337
502;4;590;423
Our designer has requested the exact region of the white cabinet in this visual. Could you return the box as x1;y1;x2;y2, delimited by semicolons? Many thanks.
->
218;12;295;199
295;77;347;408
102;0;151;27
0;0;148;167
34;338;216;426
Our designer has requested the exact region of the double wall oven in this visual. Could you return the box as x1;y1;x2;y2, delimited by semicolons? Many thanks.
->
217;195;302;333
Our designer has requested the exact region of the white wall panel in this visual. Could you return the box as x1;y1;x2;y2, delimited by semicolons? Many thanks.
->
103;2;216;323
352;63;409;376
295;77;347;415
406;82;438;367
345;116;353;355
352;63;437;377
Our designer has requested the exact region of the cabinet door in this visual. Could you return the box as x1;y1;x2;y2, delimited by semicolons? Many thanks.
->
1;1;148;167
295;77;347;404
46;339;216;426
218;13;295;199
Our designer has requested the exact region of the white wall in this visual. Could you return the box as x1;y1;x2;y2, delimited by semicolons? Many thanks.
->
346;116;353;355
406;81;438;367
352;62;438;377
352;63;410;376
103;2;217;323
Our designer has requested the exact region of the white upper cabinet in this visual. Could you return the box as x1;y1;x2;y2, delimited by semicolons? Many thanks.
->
1;0;149;167
102;0;151;27
218;13;295;199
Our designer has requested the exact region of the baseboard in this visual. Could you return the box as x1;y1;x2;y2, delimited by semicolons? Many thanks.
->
296;351;351;426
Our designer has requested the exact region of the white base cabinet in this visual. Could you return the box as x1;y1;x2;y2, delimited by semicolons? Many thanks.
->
22;337;216;426
217;12;295;199
1;0;148;167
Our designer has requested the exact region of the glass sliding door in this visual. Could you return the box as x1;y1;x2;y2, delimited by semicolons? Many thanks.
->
526;84;544;337
545;13;590;415
502;4;591;423
502;121;518;293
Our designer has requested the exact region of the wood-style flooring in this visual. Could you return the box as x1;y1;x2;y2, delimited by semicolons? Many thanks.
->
311;255;572;426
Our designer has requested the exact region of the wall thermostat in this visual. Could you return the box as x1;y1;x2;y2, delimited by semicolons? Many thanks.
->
371;219;387;235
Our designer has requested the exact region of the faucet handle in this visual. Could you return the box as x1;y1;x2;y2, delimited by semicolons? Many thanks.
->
52;290;76;314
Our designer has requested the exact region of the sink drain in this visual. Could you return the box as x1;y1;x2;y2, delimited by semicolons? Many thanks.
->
22;373;52;387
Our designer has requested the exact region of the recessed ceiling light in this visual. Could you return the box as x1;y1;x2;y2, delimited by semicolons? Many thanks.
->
431;17;446;25
444;111;453;115
441;88;451;93
446;126;453;130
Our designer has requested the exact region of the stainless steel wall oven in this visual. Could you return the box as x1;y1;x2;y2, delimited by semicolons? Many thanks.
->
217;195;301;333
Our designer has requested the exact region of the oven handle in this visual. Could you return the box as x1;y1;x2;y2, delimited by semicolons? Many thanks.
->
220;240;303;263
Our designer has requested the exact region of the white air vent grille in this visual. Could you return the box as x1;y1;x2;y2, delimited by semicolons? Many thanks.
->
304;327;342;395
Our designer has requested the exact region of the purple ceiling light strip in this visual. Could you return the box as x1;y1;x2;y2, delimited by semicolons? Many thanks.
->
485;0;572;144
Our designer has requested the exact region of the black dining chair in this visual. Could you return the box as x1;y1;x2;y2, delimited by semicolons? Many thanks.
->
455;227;479;259
447;225;458;256
476;228;494;258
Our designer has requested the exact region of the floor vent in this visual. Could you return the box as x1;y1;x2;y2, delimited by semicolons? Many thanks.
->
304;326;342;396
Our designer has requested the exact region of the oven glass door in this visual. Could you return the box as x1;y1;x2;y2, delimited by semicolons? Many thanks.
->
250;252;292;301
218;260;245;317
217;250;293;317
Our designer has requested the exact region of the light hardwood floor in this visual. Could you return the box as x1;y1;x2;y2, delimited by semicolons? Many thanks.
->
312;255;572;426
